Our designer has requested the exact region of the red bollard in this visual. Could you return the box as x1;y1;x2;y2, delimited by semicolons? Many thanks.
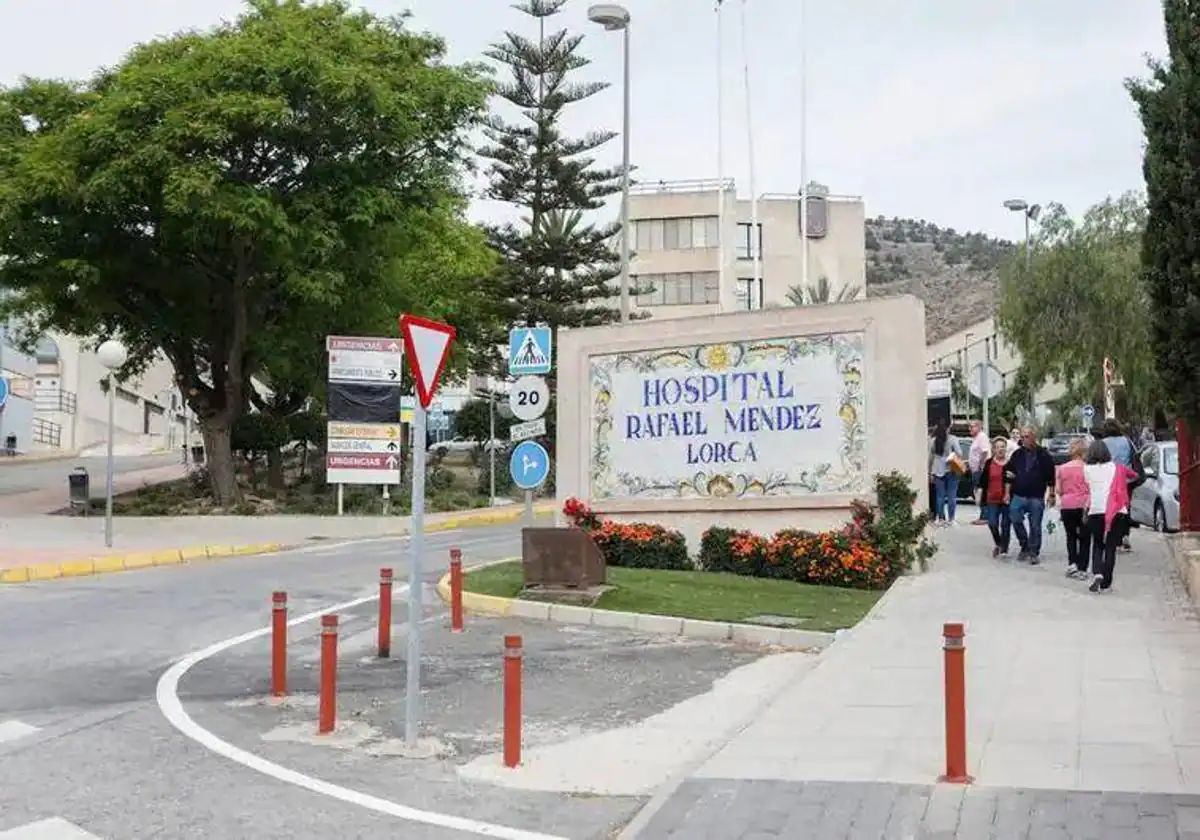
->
271;591;287;697
450;548;464;633
318;614;338;735
938;622;973;784
503;634;523;768
378;568;393;658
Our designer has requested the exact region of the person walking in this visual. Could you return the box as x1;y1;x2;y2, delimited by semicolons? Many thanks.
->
1083;439;1136;593
967;420;991;525
1004;426;1056;564
928;420;961;526
1055;438;1091;579
976;436;1012;557
1100;419;1144;552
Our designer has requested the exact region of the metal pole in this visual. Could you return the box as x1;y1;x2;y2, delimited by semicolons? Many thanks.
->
381;483;390;516
488;394;496;506
981;363;990;437
182;392;191;466
619;23;631;323
1024;213;1032;271
798;0;809;292
405;402;427;746
524;489;534;530
715;0;726;306
740;0;760;308
336;483;343;516
104;373;116;548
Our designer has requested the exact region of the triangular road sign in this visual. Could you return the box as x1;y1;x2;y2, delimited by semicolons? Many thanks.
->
399;314;456;409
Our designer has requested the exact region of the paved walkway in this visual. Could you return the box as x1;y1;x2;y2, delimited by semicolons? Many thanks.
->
0;463;186;515
633;523;1200;838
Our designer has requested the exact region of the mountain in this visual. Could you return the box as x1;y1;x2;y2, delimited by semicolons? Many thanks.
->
861;216;1016;344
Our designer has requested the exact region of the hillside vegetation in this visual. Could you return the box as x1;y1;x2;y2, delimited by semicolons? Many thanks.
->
863;216;1015;343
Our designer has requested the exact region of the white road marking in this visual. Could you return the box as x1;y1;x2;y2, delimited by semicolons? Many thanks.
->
155;589;567;840
0;818;102;839
0;720;40;743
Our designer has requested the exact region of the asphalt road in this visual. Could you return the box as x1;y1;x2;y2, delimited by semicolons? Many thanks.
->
0;523;526;839
0;454;180;496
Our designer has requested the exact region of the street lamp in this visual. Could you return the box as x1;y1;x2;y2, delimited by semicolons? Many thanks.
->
97;339;127;549
1003;198;1041;270
588;3;632;323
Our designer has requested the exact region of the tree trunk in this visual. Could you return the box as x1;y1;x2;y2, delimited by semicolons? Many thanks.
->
202;420;241;508
266;447;285;490
1178;419;1200;532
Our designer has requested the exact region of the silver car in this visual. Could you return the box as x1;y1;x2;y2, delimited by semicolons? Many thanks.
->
1130;441;1180;532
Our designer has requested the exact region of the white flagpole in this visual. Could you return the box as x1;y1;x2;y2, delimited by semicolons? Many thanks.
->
740;0;759;309
798;0;810;292
716;0;727;309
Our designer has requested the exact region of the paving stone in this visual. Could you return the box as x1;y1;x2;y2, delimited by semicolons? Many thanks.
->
635;780;1200;839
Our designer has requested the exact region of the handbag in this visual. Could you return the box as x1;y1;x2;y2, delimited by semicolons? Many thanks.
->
946;450;967;477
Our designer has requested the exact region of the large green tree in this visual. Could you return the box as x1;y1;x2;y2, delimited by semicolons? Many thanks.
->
478;0;623;340
994;193;1160;419
1128;0;1200;426
0;0;490;504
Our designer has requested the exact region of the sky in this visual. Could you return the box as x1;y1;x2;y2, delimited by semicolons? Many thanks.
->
0;0;1166;238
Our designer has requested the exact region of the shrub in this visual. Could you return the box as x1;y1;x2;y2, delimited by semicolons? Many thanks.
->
852;471;937;576
699;525;889;590
562;497;689;570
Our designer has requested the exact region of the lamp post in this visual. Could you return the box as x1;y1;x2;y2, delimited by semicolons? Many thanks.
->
1002;198;1041;271
97;339;127;548
588;3;632;322
1003;199;1041;420
963;332;975;420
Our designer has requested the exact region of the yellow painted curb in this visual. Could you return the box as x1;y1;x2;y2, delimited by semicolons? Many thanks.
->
435;557;521;617
0;542;289;584
425;501;555;534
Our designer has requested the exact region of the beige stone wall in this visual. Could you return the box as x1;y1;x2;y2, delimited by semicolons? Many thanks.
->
556;295;928;548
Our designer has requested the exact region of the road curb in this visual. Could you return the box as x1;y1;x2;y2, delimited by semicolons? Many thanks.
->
0;542;292;583
0;502;554;584
435;563;836;649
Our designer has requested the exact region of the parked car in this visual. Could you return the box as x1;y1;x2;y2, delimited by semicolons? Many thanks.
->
1046;432;1091;465
1130;441;1180;532
427;437;503;457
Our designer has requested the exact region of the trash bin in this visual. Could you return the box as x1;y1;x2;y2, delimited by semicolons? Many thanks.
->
4;434;15;456
190;444;205;465
68;467;90;516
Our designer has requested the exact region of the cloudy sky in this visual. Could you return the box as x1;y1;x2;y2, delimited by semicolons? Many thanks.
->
0;0;1165;237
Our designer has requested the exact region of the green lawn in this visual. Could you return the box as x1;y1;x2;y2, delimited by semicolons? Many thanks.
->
464;562;883;633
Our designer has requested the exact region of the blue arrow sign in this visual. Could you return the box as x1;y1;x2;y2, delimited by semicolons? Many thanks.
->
509;440;550;490
508;327;552;376
0;376;8;410
1080;404;1095;421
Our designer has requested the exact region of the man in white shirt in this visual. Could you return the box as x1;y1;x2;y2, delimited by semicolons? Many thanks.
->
967;420;991;524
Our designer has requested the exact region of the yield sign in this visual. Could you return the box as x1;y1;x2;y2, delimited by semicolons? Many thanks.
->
399;314;456;409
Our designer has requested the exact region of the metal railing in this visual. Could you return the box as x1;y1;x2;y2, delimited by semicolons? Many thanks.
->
630;177;862;203
34;389;76;414
31;417;62;448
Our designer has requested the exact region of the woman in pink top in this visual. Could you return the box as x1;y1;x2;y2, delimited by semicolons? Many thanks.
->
1055;439;1091;579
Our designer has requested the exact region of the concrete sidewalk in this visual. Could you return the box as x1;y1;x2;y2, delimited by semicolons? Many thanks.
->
0;463;186;514
628;524;1200;837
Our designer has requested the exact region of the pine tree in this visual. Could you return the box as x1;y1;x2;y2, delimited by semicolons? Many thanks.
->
479;0;623;333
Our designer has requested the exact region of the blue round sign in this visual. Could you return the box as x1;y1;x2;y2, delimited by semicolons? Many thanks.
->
0;376;8;410
509;440;550;490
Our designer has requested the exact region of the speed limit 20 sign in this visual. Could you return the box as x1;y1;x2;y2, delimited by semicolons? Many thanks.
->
509;375;549;422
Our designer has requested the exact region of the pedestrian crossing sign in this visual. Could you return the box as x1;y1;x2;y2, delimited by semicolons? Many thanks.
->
508;327;552;376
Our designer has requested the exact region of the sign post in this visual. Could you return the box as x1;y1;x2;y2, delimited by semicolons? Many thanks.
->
1080;404;1095;432
508;328;553;529
398;314;456;747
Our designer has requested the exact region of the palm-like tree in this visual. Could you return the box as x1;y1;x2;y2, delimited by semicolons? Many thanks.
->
786;276;863;306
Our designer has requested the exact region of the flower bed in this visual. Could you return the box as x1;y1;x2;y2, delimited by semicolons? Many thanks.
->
562;472;934;591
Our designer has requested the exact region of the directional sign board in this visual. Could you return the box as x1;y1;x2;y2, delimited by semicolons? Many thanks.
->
509;417;546;442
509;327;552;376
0;376;8;409
510;440;550;490
326;336;402;385
509;375;549;422
325;421;402;484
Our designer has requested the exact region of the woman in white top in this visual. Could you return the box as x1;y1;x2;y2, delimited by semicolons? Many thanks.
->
928;420;961;525
1082;439;1134;593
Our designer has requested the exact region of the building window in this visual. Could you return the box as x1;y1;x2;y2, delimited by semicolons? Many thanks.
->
634;217;719;252
735;222;762;259
634;272;720;306
735;277;763;310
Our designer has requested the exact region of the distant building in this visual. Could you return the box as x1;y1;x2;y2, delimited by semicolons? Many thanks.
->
926;316;1064;422
627;178;866;317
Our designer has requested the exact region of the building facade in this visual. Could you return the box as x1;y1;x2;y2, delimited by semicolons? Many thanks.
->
926;316;1065;420
627;179;867;318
